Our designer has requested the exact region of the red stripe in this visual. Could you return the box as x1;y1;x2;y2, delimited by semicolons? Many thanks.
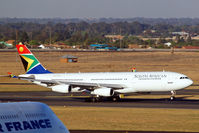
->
16;44;31;54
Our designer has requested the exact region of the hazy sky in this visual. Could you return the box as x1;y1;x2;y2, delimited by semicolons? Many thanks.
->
0;0;199;18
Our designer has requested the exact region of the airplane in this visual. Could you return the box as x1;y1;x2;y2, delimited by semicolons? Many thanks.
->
0;102;69;133
15;43;193;102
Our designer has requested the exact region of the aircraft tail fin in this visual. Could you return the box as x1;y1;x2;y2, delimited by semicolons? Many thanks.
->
16;43;52;74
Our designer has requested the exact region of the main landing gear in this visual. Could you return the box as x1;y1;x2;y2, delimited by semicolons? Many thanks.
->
170;90;176;100
88;95;121;102
111;96;121;102
91;96;102;102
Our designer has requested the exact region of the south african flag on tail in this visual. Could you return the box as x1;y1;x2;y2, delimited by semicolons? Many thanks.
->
16;43;52;74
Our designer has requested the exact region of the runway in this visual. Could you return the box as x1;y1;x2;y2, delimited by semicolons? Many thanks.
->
69;130;193;133
0;89;199;109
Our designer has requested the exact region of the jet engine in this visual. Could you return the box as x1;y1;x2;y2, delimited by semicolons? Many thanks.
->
91;87;114;97
70;87;81;92
51;84;71;93
51;85;82;93
32;81;48;87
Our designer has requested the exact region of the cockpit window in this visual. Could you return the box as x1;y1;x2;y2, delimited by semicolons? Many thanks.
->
180;77;189;79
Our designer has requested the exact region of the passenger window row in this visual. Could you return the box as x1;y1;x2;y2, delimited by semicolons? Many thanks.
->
25;113;46;118
0;114;18;119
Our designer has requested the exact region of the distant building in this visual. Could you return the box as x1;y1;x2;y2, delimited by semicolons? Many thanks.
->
182;46;199;49
90;44;109;49
192;35;199;40
38;44;45;49
173;32;191;43
105;35;124;42
164;42;172;47
6;40;15;45
43;43;72;49
0;41;13;48
172;31;189;36
90;44;118;51
128;44;140;49
60;55;78;63
143;30;156;33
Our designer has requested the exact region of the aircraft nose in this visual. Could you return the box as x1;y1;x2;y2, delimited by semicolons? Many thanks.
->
185;79;193;87
188;79;193;86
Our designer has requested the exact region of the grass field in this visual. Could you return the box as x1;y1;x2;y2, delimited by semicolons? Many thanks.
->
52;106;199;132
1;51;199;132
1;51;199;91
1;51;199;80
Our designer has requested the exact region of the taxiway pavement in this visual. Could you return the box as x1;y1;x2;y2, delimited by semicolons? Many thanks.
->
0;89;198;109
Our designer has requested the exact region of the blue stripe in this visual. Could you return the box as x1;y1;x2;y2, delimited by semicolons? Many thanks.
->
26;64;52;74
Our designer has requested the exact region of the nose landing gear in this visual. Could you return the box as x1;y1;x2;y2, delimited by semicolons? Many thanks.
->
170;90;176;100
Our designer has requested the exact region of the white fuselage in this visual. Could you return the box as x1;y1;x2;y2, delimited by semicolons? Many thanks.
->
20;71;193;94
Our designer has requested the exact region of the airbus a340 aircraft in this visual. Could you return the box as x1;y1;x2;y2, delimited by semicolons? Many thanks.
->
15;43;193;101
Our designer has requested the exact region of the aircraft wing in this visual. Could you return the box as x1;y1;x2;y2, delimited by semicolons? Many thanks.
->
18;75;125;90
43;80;124;90
20;78;124;90
58;81;124;89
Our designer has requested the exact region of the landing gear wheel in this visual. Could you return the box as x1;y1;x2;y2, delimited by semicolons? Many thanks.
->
112;96;120;102
91;97;97;102
90;96;102;102
170;96;175;101
170;90;176;101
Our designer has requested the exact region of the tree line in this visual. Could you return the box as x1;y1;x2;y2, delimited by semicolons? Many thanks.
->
1;21;199;48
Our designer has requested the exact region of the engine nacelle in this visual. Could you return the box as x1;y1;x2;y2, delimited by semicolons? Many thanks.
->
91;87;114;97
51;84;71;93
70;87;81;92
32;81;48;87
